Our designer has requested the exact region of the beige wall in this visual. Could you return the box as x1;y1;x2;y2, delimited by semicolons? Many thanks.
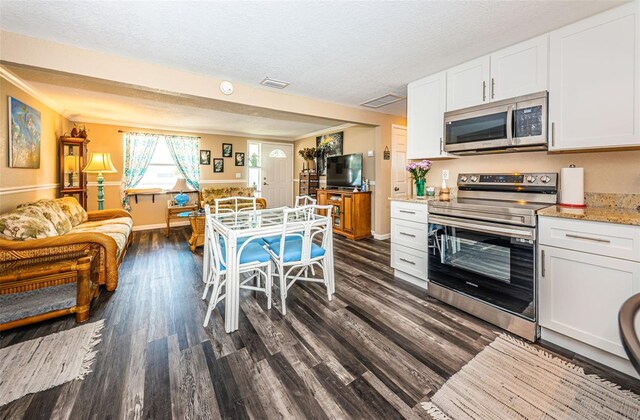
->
81;122;285;227
420;150;640;194
1;32;407;234
0;78;71;212
294;125;381;233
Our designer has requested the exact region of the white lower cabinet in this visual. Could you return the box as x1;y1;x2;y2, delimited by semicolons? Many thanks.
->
390;201;429;288
539;216;640;376
539;246;640;358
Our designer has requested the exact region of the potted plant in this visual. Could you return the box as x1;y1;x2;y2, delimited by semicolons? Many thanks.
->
298;147;316;172
248;153;260;168
406;160;432;198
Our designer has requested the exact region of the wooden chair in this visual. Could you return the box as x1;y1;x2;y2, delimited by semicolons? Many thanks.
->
202;204;272;327
266;205;333;315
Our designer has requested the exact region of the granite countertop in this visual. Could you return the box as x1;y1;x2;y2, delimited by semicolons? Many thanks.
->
538;193;640;226
388;196;439;204
538;205;640;226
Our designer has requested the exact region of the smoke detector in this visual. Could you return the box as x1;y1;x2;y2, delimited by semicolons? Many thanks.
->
260;77;289;89
360;94;405;108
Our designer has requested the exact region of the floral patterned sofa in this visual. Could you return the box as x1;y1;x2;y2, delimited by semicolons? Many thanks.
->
199;187;267;211
0;197;133;291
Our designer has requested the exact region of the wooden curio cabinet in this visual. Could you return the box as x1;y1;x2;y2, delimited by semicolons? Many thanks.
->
58;136;89;209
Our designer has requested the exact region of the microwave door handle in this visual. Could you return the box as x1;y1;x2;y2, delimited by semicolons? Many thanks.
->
507;104;515;144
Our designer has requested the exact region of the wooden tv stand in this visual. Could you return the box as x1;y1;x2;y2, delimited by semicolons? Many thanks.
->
317;189;372;240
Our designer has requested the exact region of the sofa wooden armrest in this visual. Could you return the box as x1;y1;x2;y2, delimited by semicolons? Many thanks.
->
87;209;132;221
0;232;121;291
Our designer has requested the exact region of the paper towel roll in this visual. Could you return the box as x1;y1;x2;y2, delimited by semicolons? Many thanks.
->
560;166;586;207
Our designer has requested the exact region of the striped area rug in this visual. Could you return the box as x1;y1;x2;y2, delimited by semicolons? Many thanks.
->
0;320;104;406
422;334;640;420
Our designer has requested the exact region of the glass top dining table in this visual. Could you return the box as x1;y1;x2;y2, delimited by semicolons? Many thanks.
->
206;207;334;333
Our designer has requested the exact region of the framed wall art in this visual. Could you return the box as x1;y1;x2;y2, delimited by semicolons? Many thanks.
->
213;158;224;173
199;149;211;165
222;143;232;157
235;152;245;166
8;97;41;168
315;131;343;176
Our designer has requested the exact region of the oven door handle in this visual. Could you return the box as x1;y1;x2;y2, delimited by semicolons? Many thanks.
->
428;215;535;240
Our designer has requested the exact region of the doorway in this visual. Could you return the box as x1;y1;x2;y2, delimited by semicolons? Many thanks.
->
391;125;408;197
247;141;293;208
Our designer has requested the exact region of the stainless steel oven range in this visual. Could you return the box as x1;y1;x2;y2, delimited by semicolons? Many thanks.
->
427;172;558;341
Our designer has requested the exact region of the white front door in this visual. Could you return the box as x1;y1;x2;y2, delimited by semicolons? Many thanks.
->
391;125;408;197
261;143;293;208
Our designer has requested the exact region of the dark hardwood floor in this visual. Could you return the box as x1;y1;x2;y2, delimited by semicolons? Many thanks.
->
1;228;639;419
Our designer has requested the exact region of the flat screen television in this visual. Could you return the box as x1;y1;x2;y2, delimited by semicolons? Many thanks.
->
326;153;363;189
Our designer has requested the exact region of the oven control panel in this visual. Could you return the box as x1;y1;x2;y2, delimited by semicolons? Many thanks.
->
458;172;558;188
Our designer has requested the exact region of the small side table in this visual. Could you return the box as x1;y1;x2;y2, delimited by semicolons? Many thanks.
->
0;252;98;331
177;210;205;252
166;201;197;237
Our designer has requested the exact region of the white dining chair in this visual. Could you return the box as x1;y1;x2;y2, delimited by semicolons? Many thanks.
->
295;195;317;207
266;205;333;315
202;204;272;327
214;196;257;214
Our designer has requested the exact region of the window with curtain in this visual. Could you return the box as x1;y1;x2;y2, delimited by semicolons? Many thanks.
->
121;132;200;209
137;138;180;190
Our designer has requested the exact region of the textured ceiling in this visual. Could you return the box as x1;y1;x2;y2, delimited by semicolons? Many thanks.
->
0;1;625;122
3;64;348;140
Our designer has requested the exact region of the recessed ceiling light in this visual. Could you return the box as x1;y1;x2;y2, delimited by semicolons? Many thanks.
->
260;77;289;89
360;94;405;108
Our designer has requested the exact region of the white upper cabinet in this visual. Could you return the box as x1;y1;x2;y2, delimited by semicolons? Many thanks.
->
549;3;640;151
445;35;548;111
446;56;490;111
489;35;548;101
407;71;452;159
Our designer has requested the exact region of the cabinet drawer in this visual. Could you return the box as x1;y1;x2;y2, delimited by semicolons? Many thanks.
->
539;217;640;262
391;219;428;251
391;201;428;223
391;244;427;279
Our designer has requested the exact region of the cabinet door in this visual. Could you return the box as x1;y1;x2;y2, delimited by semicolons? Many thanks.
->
549;3;640;150
490;35;548;101
407;71;450;159
446;55;490;111
539;246;640;358
343;194;353;233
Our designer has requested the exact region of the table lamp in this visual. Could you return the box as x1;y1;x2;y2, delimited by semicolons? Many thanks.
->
63;155;79;187
82;152;117;210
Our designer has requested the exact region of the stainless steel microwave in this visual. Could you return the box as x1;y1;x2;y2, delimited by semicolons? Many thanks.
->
444;91;548;155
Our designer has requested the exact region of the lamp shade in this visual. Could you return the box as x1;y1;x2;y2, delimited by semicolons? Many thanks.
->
82;152;117;173
171;178;190;191
64;155;80;173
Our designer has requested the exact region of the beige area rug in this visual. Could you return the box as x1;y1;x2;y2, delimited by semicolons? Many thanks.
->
0;320;104;406
422;334;640;420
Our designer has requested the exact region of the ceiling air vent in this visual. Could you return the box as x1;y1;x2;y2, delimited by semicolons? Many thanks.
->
360;94;405;108
260;77;289;89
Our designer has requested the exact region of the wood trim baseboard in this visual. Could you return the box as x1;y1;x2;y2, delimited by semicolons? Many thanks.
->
88;180;247;187
372;232;390;240
132;221;189;232
0;183;59;195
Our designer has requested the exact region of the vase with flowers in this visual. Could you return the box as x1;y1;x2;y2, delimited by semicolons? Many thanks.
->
298;147;316;172
406;160;432;198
